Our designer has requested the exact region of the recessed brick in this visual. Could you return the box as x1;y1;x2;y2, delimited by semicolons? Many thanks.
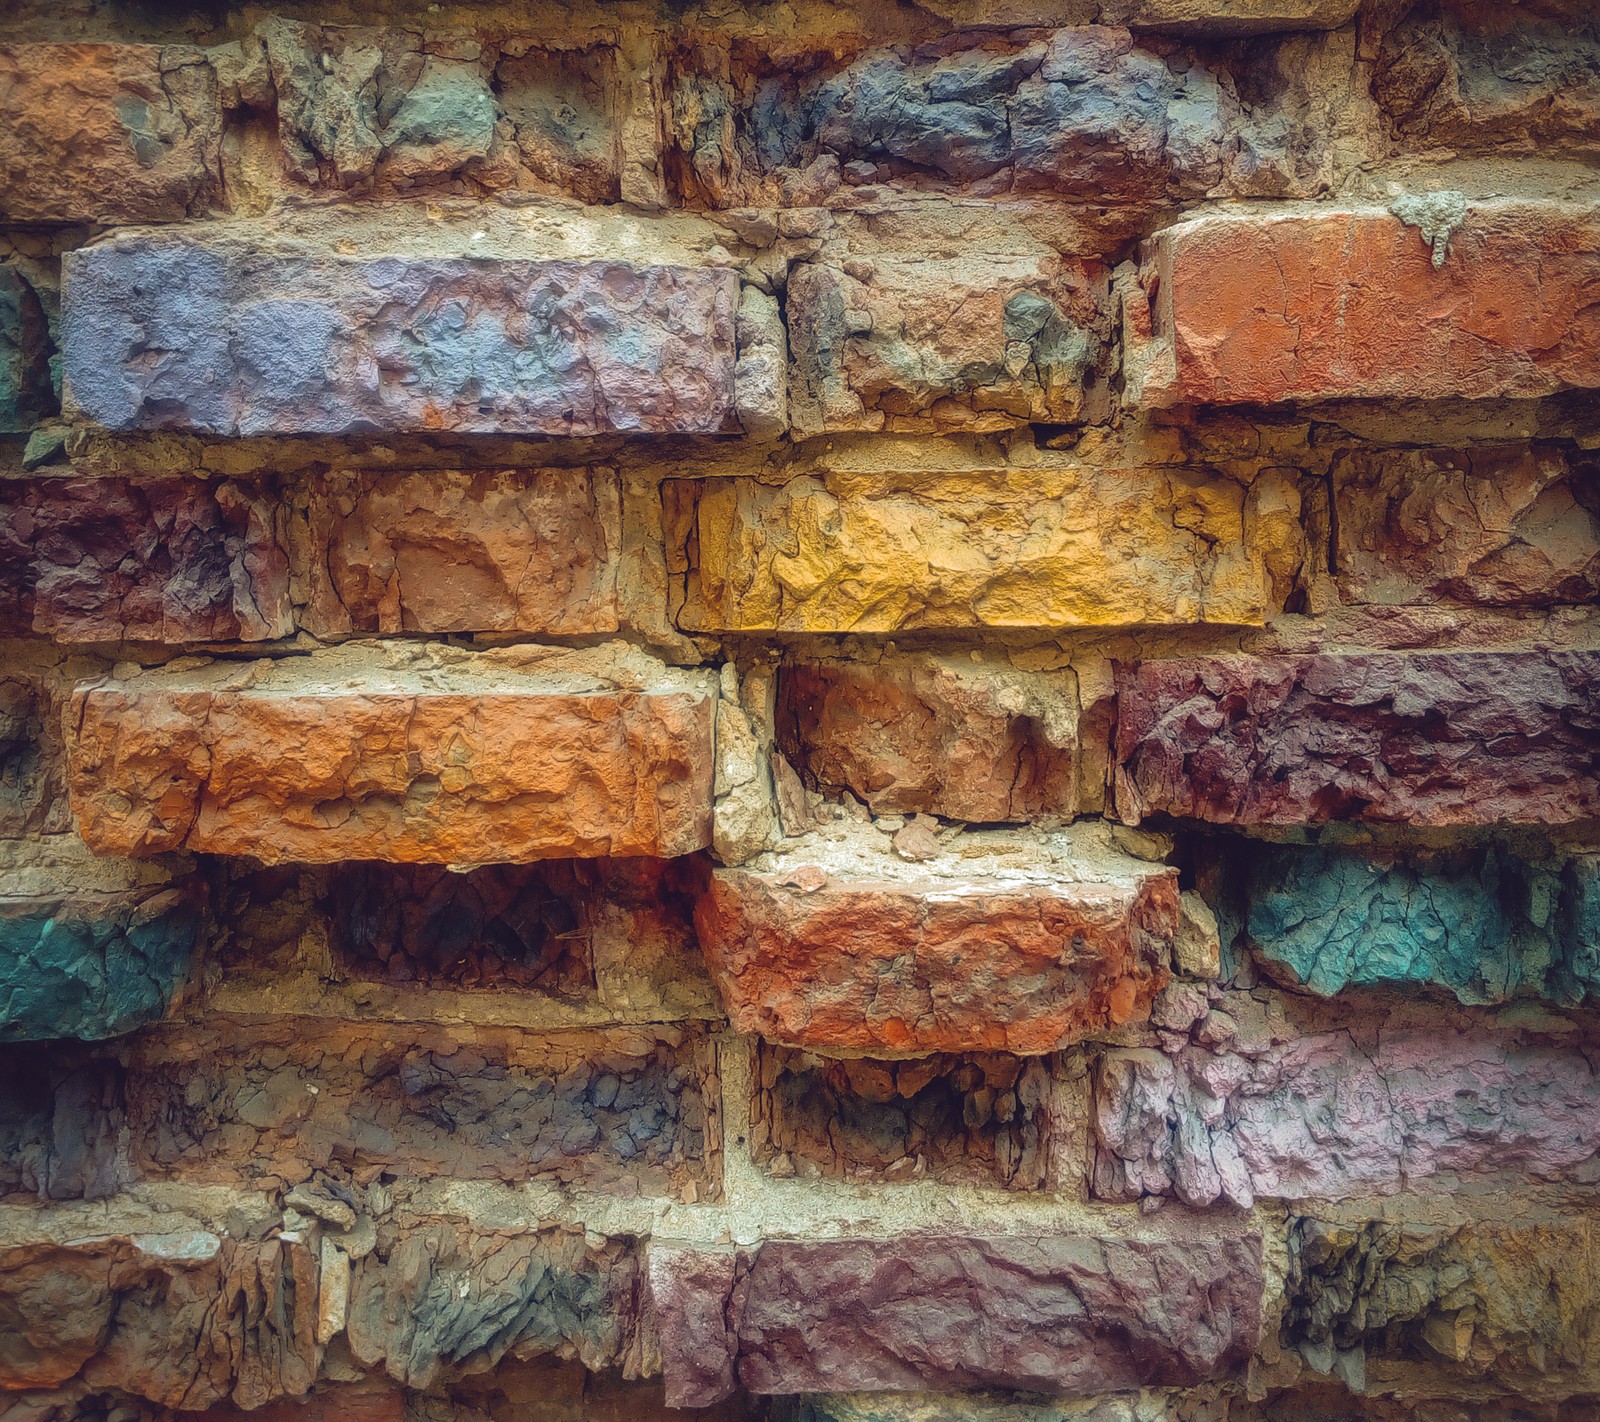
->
0;44;222;222
0;477;291;643
0;670;68;839
651;1229;1262;1405
1329;444;1600;608
127;1020;715;1195
694;822;1176;1055
775;655;1078;823
66;644;717;863
0;265;52;433
667;465;1304;632
291;468;620;637
62;233;738;436
1126;203;1600;407
1113;651;1600;828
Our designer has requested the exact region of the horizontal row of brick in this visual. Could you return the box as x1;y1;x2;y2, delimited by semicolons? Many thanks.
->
6;817;1596;1045
2;1190;1596;1407
3;444;1596;642
2;11;1592;221
6;202;1591;440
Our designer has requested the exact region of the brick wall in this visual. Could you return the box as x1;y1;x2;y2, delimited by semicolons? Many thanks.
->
1;1;1598;1419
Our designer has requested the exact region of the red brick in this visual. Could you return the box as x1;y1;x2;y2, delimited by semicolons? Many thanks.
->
1126;203;1600;407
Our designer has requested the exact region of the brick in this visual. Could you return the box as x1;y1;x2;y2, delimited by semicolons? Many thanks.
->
0;837;201;1043
1126;203;1600;407
693;822;1176;1055
291;468;620;637
0;44;222;222
0;477;291;643
1329;445;1600;608
787;258;1114;434
62;233;738;436
775;655;1078;823
1245;845;1594;1004
66;644;717;863
0;1041;122;1200
1113;651;1600;828
650;1230;1262;1405
1371;11;1600;152
0;1223;644;1405
667;466;1304;633
1103;0;1359;32
751;1043;1060;1189
0;670;68;838
127;1020;714;1195
1284;1216;1600;1395
1092;1009;1600;1208
673;30;1229;207
0;264;52;432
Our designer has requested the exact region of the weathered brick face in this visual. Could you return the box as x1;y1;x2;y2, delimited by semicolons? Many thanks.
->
6;0;1600;1417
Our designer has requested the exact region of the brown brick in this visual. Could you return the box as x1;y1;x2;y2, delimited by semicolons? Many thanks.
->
67;644;717;864
1126;203;1600;407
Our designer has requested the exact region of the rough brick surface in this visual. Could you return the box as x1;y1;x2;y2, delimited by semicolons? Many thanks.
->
668;466;1304;632
0;478;291;642
1127;204;1600;406
63;236;739;436
652;1230;1263;1405
1114;651;1600;827
775;655;1078;823
67;645;717;863
1092;1004;1600;1208
291;468;621;636
0;265;52;432
0;44;222;222
695;823;1176;1054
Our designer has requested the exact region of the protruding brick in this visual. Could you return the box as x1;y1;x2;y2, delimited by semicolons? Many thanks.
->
0;478;291;643
291;468;620;636
694;822;1176;1055
1246;845;1593;1003
1093;1007;1600;1208
0;837;201;1042
1329;445;1600;608
776;655;1079;822
67;644;717;864
787;258;1113;434
651;1230;1262;1405
1126;203;1600;407
128;1020;714;1195
62;232;738;436
668;466;1304;633
0;44;222;222
1114;651;1600;828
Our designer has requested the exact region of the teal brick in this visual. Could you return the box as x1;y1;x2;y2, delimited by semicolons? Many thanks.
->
0;890;200;1040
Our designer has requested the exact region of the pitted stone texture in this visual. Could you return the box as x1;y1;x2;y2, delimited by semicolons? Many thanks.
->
668;467;1303;633
290;468;620;637
1329;444;1600;608
1246;844;1592;1004
66;644;717;864
776;655;1078;823
751;1043;1060;1189
62;235;738;436
1126;204;1600;407
1285;1217;1600;1397
1114;651;1600;828
0;478;291;643
675;29;1229;207
128;1021;712;1195
694;821;1176;1055
1092;1007;1600;1208
651;1230;1262;1406
0;44;222;222
0;265;52;433
1371;10;1600;153
0;837;200;1043
787;258;1113;434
